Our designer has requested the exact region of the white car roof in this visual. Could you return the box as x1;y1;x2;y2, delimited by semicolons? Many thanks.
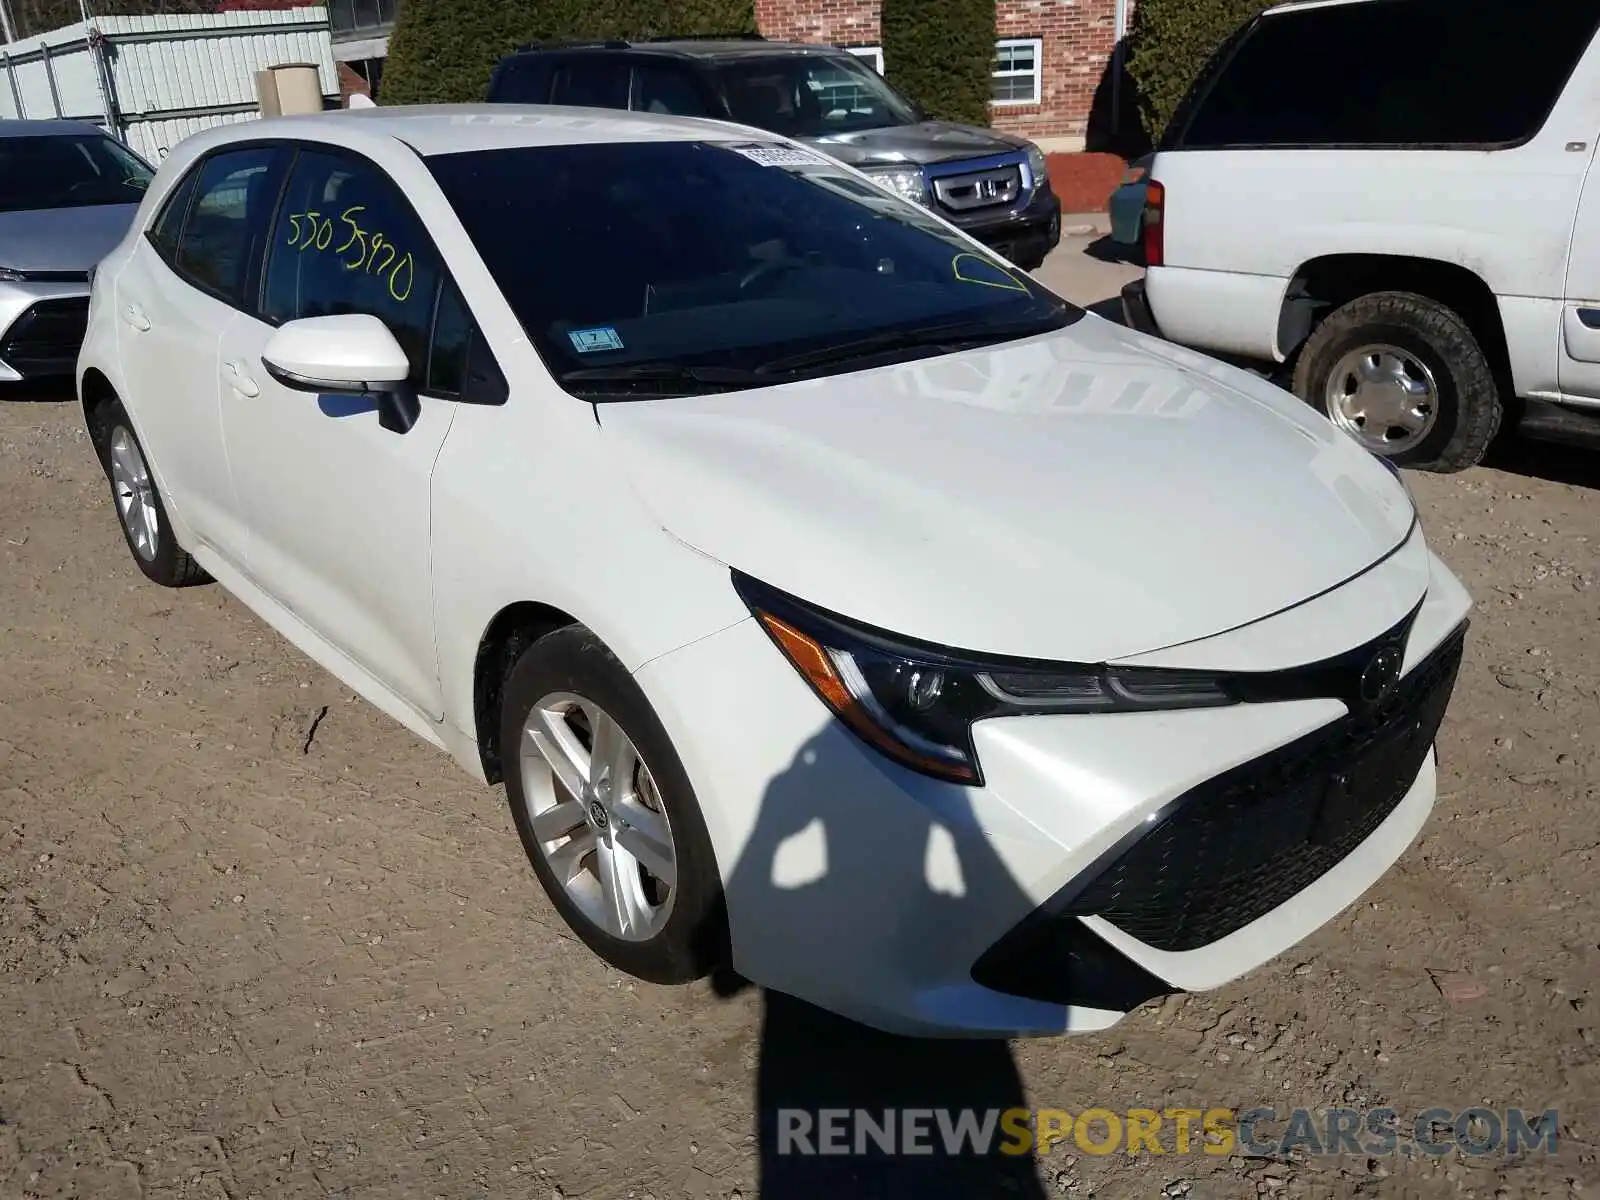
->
230;103;767;159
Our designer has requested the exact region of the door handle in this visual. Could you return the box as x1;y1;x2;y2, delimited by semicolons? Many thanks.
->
121;303;151;332
1577;307;1600;330
223;358;260;398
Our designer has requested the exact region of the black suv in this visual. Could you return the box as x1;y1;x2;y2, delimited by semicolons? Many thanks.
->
486;35;1063;270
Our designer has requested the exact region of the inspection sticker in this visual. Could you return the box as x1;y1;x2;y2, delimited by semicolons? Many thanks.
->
568;326;624;353
724;141;829;168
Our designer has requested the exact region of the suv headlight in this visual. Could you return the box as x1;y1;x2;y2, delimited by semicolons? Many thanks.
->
1025;142;1049;191
734;571;1237;785
0;267;24;283
861;164;930;207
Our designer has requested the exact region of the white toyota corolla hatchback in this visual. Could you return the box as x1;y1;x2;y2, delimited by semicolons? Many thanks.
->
76;105;1471;1038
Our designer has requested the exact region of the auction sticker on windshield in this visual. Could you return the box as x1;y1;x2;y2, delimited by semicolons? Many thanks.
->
723;142;831;168
568;327;625;353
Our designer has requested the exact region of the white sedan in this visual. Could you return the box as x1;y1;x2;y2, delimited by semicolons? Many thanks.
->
76;104;1471;1038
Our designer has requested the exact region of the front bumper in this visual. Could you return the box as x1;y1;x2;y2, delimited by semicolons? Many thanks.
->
635;541;1472;1038
0;279;92;382
943;183;1062;269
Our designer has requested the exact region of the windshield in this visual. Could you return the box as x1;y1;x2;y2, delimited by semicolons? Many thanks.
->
426;139;1079;399
714;54;921;137
0;133;154;214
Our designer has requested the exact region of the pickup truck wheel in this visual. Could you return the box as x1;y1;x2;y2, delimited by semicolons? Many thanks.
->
1292;291;1501;473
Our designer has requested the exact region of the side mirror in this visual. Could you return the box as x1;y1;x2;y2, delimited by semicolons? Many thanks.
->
261;313;421;434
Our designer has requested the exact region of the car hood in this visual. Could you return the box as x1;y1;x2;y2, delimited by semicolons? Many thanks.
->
802;121;1029;167
597;315;1418;664
0;203;140;273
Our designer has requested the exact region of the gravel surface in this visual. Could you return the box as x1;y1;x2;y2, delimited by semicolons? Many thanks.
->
1;247;1596;1198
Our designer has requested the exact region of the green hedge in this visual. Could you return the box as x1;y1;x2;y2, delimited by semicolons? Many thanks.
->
380;0;756;107
880;0;995;129
1125;0;1268;144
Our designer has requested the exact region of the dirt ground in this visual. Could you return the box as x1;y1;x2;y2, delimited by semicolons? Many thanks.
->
2;240;1597;1200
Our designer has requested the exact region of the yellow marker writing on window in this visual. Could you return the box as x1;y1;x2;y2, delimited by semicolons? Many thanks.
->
283;206;415;303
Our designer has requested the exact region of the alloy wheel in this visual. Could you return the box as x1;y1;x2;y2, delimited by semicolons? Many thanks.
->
108;425;160;562
519;692;678;941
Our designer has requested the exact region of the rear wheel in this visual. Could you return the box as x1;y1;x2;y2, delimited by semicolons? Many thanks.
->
1291;290;1502;472
499;625;726;984
89;395;209;587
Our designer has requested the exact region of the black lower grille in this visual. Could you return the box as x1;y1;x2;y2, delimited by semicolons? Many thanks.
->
1062;626;1466;952
0;297;91;376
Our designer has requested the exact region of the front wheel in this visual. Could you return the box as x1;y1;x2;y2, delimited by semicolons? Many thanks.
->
499;625;727;984
1291;290;1502;473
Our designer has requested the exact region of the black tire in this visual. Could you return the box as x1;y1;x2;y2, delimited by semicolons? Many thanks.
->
88;394;210;587
499;624;727;984
1291;290;1502;473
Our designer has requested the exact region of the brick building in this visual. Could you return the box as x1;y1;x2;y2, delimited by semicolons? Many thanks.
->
754;0;1133;151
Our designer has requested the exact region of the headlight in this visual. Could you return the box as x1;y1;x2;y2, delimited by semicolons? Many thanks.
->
733;571;1237;785
1025;142;1049;191
861;164;929;207
0;267;24;283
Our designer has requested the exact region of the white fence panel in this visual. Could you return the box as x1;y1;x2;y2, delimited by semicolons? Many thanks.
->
128;110;260;163
2;8;336;159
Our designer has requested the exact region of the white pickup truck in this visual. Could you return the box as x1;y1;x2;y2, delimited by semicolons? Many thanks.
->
1120;0;1600;473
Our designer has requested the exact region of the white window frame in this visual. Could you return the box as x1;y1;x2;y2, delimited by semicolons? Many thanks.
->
844;44;884;74
991;36;1043;107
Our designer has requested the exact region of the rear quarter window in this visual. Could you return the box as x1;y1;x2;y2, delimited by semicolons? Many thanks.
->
488;57;553;103
1174;0;1600;150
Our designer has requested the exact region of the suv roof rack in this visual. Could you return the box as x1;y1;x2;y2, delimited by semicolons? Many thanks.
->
640;32;766;41
513;38;632;52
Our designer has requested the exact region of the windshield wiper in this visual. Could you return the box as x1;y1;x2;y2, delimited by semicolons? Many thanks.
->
559;361;765;393
752;316;1059;377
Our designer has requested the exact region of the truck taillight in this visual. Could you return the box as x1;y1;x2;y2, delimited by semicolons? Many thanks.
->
1142;179;1165;268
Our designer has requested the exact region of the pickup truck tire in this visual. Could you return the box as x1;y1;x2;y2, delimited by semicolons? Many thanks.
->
1291;291;1501;473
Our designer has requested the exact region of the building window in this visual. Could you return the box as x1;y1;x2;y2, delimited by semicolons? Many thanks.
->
330;0;400;41
845;45;884;74
992;37;1042;105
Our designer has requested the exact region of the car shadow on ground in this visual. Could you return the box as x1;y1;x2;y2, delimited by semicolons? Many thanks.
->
707;729;1053;1199
1083;235;1144;268
1483;436;1600;491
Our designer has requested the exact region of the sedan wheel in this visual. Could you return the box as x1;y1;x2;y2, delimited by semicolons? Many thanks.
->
89;395;208;587
498;624;726;984
109;425;160;562
520;692;678;942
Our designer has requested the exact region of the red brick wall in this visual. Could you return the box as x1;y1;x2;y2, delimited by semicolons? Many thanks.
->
338;62;373;105
992;0;1117;140
753;0;1122;142
753;0;882;51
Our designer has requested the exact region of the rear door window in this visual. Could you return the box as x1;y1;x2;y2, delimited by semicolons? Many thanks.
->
173;147;283;305
1176;0;1600;150
490;56;553;103
550;60;632;109
631;63;712;116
